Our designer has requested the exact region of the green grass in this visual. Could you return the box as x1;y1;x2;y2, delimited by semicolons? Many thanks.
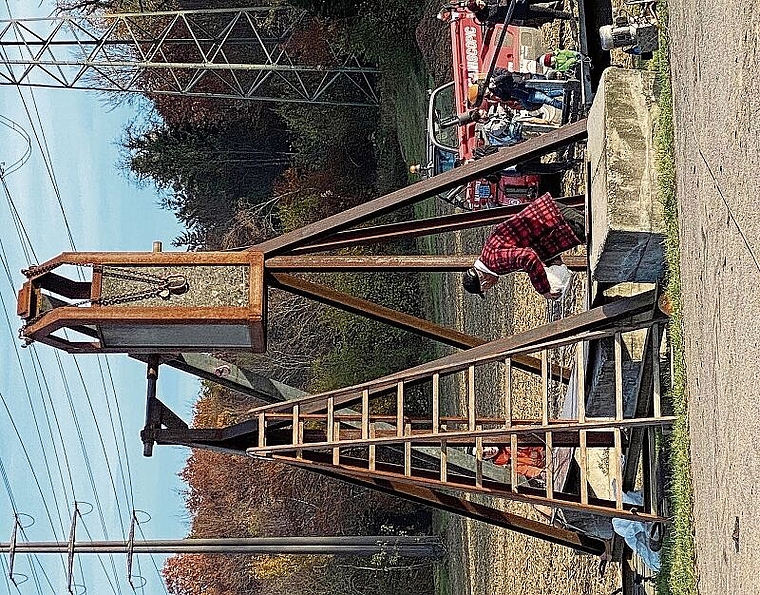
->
653;2;698;594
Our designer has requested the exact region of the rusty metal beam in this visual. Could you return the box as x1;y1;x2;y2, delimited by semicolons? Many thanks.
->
251;120;588;256
145;425;606;555
286;196;586;254
254;290;658;417
266;255;480;272
348;289;658;397
268;272;550;376
270;450;666;522
623;324;664;492
288;461;608;556
154;425;617;448
266;254;587;272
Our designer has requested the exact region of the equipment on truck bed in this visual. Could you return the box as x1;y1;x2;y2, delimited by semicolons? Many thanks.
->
599;0;658;59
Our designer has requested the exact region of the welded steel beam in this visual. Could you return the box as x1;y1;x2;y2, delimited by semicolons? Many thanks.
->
268;271;558;377
255;290;658;417
266;254;587;272
252;120;588;256
267;449;668;522
266;255;481;272
348;289;658;395
153;424;618;449
286;195;586;254
137;422;607;555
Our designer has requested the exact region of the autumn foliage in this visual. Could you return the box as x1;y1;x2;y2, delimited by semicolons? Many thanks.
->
163;385;434;595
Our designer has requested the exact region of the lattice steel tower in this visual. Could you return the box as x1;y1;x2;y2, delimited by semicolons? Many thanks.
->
0;6;379;106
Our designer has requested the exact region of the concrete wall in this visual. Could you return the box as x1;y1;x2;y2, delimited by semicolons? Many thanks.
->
587;67;664;283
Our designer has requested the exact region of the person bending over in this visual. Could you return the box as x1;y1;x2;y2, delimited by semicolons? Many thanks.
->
462;192;585;300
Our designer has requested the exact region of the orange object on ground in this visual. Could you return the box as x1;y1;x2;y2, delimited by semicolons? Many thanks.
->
489;446;546;479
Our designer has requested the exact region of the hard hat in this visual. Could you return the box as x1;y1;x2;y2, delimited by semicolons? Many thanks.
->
467;84;480;106
462;268;485;299
539;53;555;67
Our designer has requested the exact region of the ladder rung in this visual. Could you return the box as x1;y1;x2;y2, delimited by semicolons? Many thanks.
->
361;389;369;440
467;365;476;431
510;434;518;492
504;358;512;427
327;397;335;442
440;424;447;482
332;421;340;465
257;412;265;448
475;427;483;488
614;427;623;509
432;372;440;434
579;430;588;504
576;339;589;504
652;324;662;418
545;431;553;499
396;381;404;438
404;423;412;477
368;423;376;471
541;350;549;426
615;332;624;421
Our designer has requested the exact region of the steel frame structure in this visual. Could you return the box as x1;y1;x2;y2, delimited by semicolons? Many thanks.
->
141;289;672;555
18;118;670;556
249;120;591;373
0;7;378;106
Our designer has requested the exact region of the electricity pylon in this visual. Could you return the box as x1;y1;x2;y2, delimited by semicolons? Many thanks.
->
0;7;379;106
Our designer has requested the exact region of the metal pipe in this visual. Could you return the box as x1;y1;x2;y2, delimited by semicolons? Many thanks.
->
142;355;160;457
1;537;445;558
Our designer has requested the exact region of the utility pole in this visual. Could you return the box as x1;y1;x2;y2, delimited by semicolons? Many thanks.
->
1;536;445;557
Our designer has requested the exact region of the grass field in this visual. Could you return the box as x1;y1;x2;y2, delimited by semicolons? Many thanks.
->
653;2;698;594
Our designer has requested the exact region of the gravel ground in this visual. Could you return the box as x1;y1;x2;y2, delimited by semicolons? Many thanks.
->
667;2;760;593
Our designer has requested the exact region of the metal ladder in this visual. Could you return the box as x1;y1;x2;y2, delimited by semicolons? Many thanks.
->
246;295;672;523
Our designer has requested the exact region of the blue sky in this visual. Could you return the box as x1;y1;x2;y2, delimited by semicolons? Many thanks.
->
0;2;201;594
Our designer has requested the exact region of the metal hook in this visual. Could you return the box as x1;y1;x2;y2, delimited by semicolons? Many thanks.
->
166;274;189;294
157;275;188;300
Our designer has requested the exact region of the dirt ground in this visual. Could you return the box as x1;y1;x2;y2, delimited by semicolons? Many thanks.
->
429;192;621;595
666;2;760;594
412;2;634;593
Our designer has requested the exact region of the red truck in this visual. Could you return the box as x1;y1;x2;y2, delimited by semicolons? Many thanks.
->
426;5;583;209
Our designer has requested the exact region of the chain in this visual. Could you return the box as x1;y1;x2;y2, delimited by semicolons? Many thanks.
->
18;261;189;345
23;260;176;285
22;259;91;279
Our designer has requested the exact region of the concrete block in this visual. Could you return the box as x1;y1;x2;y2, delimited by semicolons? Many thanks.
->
587;67;664;283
